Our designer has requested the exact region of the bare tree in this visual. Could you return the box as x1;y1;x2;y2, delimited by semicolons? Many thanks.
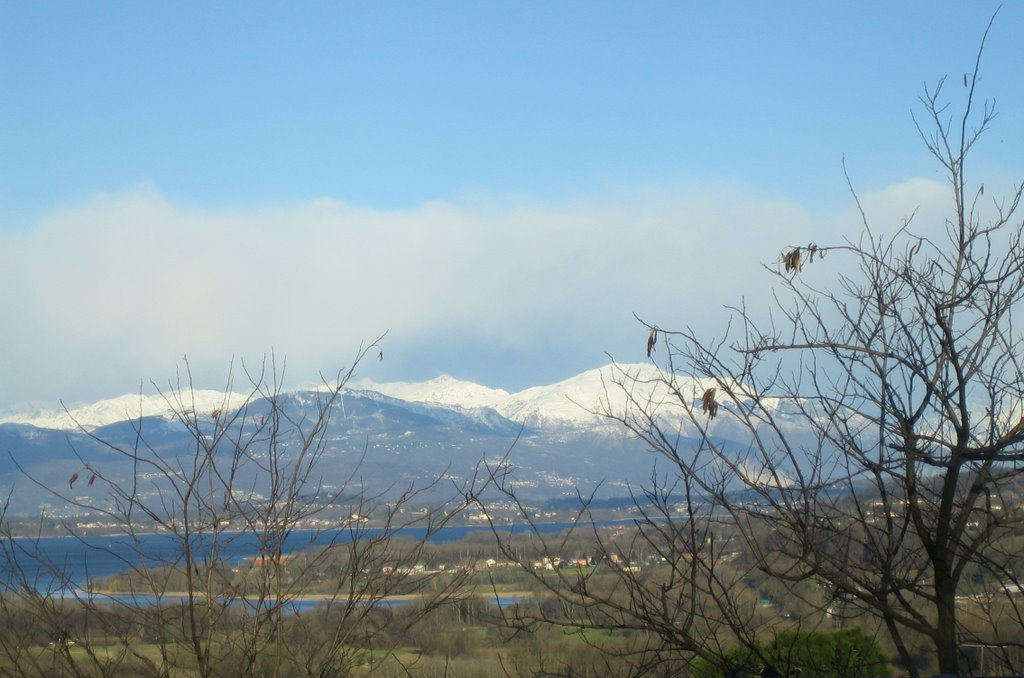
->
623;18;1023;677
0;338;476;677
477;467;801;676
482;14;1024;678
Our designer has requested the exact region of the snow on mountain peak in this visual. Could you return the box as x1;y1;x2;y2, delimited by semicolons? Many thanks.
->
3;363;718;435
0;390;249;431
356;367;657;431
354;375;510;410
498;363;668;430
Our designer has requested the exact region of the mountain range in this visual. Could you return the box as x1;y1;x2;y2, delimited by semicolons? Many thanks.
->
1;363;662;433
0;363;775;516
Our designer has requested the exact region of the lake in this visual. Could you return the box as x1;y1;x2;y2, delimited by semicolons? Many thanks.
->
0;520;609;592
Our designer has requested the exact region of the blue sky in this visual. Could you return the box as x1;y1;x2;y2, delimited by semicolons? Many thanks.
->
1;2;1021;410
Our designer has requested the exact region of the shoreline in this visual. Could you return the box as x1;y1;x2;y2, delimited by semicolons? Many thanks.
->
80;588;533;604
2;518;641;541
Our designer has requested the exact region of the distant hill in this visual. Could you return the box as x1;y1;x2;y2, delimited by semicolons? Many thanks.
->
0;363;804;516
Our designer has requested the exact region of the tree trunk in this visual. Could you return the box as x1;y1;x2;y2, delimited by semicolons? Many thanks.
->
935;567;961;676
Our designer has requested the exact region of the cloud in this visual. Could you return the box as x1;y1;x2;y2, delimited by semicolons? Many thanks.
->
854;177;951;234
0;178;956;410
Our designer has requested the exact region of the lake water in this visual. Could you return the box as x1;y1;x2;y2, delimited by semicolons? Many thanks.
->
0;521;603;592
55;591;530;614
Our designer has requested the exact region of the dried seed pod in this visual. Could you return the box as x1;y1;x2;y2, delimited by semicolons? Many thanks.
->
783;242;823;273
783;248;802;273
701;388;718;420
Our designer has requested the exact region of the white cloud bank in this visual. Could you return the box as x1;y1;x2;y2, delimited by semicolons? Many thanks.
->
0;177;957;411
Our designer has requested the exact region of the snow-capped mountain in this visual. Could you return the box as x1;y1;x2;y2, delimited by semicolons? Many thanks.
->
0;363;803;515
354;374;510;411
498;363;667;431
1;360;786;445
359;363;679;432
0;362;718;435
0;366;657;433
0;389;250;431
